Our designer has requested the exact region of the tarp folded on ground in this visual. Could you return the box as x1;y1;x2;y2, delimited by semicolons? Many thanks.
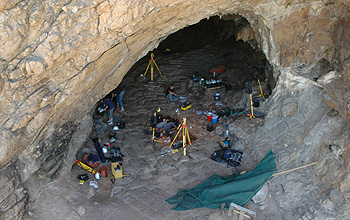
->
166;150;276;211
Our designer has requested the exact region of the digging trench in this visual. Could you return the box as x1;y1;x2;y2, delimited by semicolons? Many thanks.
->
0;1;350;220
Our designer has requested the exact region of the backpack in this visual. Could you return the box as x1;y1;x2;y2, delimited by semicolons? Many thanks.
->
210;149;226;163
227;151;243;167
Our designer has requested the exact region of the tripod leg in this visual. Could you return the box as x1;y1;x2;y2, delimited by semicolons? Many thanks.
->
151;64;154;81
258;79;265;100
183;128;186;155
144;62;151;76
153;61;162;75
250;94;255;118
169;127;182;149
186;128;191;145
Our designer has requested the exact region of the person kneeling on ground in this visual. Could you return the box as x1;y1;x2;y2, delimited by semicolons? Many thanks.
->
156;117;169;129
163;121;176;134
166;84;179;102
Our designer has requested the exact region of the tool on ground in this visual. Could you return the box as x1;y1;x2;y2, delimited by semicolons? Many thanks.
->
105;146;130;183
111;161;130;183
228;202;256;220
180;102;192;111
210;65;226;74
245;81;255;118
271;161;318;177
77;174;89;184
253;67;266;101
76;160;100;179
144;52;161;81
219;137;231;149
169;118;192;155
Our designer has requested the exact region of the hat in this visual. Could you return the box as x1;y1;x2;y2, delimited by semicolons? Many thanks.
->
102;147;108;154
95;172;100;180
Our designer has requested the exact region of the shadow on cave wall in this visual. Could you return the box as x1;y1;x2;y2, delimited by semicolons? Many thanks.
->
123;15;275;93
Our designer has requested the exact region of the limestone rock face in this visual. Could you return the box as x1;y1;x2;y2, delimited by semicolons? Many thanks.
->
0;0;350;219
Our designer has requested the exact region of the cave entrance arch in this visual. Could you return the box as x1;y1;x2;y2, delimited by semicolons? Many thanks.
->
111;14;275;112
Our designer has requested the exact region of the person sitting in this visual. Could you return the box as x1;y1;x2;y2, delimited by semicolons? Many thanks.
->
166;84;179;102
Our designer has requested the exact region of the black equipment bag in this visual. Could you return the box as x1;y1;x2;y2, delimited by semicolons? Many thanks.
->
210;149;226;163
77;174;89;181
227;151;243;167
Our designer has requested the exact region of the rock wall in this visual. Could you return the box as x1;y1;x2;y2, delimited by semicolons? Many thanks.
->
0;0;349;219
229;68;350;219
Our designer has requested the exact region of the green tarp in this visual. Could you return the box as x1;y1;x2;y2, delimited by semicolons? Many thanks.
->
166;150;276;211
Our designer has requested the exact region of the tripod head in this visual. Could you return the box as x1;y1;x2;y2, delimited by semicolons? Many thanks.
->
245;81;252;94
252;67;260;80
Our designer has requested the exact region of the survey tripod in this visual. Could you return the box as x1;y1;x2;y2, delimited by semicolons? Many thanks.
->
144;53;162;81
245;81;255;118
152;126;164;143
169;118;191;155
253;68;266;101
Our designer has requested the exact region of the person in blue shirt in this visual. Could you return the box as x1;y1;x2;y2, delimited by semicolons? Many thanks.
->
102;99;115;125
111;84;126;112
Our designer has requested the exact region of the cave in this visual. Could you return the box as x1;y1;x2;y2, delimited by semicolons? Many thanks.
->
1;1;350;220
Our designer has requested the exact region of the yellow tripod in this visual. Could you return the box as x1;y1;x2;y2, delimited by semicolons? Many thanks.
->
252;68;266;101
249;94;255;118
152;127;164;143
169;118;191;155
144;53;161;81
256;79;266;101
245;81;255;118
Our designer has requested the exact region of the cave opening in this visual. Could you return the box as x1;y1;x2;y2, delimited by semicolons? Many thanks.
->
83;14;276;170
74;14;278;219
95;14;275;123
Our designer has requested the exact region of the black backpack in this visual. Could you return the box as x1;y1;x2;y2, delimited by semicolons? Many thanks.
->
227;151;243;167
210;149;226;163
